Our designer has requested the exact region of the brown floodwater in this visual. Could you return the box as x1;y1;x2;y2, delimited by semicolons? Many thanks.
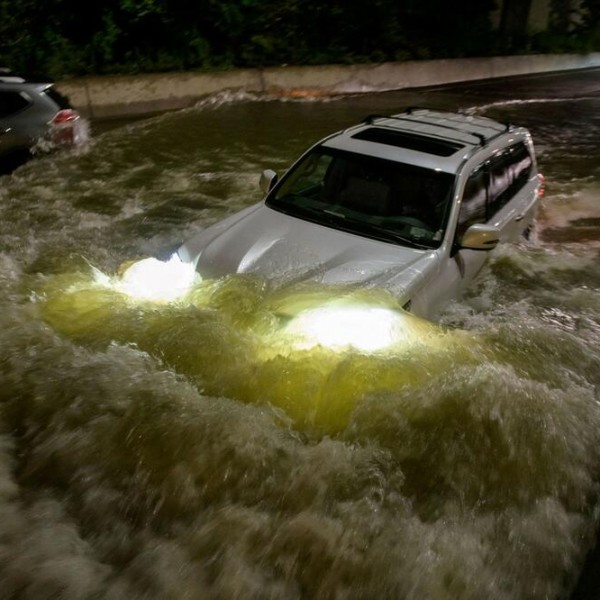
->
0;68;599;599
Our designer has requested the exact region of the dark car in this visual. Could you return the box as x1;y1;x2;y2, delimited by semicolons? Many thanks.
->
0;68;86;166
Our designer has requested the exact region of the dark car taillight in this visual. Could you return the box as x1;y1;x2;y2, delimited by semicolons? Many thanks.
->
49;109;80;145
51;108;79;125
537;173;546;198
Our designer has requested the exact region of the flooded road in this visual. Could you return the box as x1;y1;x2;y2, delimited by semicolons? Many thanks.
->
0;68;599;599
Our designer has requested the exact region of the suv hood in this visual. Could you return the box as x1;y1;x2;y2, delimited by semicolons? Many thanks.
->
178;204;439;297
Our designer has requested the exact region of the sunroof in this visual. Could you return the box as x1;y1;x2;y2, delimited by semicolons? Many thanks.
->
352;127;464;157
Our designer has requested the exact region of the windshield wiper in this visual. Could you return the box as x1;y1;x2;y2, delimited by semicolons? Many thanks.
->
323;208;346;218
324;209;433;249
271;201;342;227
374;226;433;249
271;200;433;249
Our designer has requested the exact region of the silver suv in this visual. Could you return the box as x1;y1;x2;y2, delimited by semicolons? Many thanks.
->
0;68;85;164
177;109;545;320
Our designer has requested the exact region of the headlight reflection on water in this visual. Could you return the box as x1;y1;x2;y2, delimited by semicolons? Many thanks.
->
283;302;418;353
42;264;460;430
89;256;436;356
110;254;199;302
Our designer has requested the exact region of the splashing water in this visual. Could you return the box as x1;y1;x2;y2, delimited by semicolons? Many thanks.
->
110;254;199;302
0;70;599;599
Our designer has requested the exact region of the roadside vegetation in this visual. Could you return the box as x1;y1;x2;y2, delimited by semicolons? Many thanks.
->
0;0;598;80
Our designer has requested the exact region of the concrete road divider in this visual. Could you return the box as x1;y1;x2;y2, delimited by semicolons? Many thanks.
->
57;53;600;120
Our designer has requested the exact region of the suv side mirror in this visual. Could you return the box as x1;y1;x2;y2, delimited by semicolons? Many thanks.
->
259;169;278;194
459;223;500;251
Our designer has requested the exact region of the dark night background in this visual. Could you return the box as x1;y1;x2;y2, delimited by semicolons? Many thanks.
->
0;0;599;79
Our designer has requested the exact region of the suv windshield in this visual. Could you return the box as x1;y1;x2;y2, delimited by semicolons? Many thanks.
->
267;147;454;249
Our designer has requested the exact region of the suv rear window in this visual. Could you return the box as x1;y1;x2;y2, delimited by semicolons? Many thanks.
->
43;87;72;110
352;127;465;157
0;91;30;117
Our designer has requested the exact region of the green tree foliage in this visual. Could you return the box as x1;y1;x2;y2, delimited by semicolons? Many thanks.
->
576;0;600;47
0;0;597;79
533;0;600;53
498;0;534;51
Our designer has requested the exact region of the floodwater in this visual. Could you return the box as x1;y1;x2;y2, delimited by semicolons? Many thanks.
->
0;69;599;599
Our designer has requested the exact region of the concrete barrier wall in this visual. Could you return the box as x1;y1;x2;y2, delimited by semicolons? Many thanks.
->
56;53;600;120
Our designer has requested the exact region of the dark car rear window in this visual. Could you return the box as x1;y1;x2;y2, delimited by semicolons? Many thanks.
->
352;127;464;157
0;91;31;117
43;87;72;110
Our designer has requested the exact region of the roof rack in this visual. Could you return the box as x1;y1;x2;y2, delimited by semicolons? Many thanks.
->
363;114;486;145
363;109;511;146
406;106;510;131
405;106;470;116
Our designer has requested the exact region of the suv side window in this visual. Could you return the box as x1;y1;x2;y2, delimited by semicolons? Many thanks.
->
457;167;487;239
487;142;533;215
510;143;534;190
0;91;30;118
457;141;533;239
